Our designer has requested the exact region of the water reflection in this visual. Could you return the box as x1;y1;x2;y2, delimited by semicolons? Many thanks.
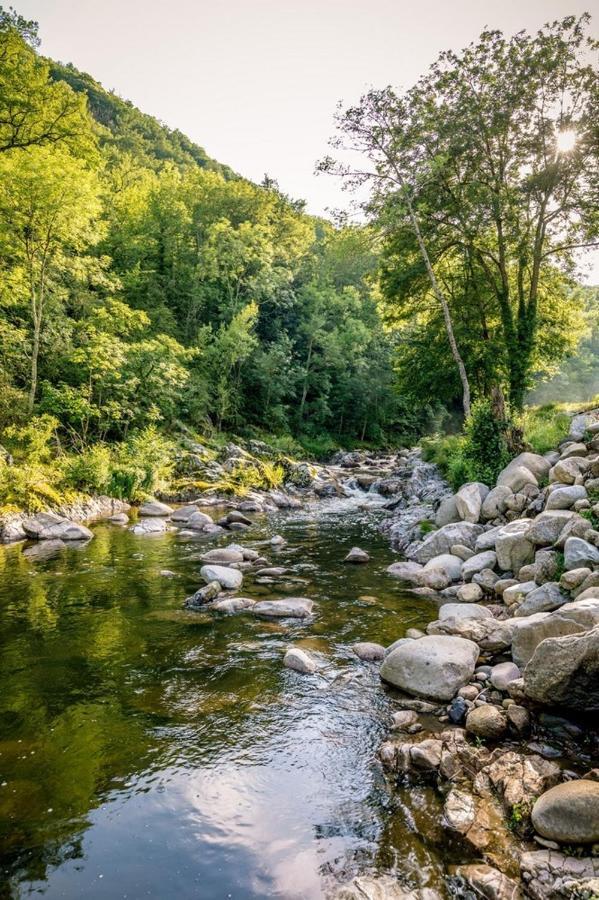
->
0;497;441;898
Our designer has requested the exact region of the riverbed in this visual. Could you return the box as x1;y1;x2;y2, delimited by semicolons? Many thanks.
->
0;494;454;899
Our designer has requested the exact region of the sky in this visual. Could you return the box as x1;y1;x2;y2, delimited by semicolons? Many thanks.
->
15;0;599;282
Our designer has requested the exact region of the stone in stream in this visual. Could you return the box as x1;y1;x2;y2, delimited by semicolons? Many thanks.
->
391;710;418;731
451;864;521;900
109;512;129;525
531;780;599;844
22;511;93;541
283;647;317;674
380;634;479;701
343;546;370;564
490;661;521;691
171;503;200;522
227;511;253;526
185;511;215;531
130;518;168;535
255;567;289;577
200;564;243;590
200;548;244;564
211;597;255;614
438;603;492;621
456;582;483;603
252;597;314;618
386;560;424;584
184;581;221;609
352;642;385;661
138;499;173;517
22;539;66;560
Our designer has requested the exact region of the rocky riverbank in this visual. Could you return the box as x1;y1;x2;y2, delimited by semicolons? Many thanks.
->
367;411;599;900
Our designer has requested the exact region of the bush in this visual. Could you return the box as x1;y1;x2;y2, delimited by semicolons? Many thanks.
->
64;445;112;494
462;399;511;485
421;433;468;491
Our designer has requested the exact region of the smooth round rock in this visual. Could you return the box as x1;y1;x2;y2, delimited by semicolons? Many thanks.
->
352;642;385;661
490;661;521;691
465;705;507;740
284;647;317;674
531;781;599;844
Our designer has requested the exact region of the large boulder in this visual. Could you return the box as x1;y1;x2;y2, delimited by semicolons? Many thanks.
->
512;600;599;666
550;456;590;485
465;705;507;740
481;485;513;521
497;464;538;493
435;495;461;527
380;634;479;701
461;550;497;581
22;512;93;541
455;482;489;523
252;597;314;618
506;452;551;481
386;561;424;585
531;781;599;844
527;510;575;546
138;499;173;517
200;564;243;590
495;520;535;572
438;603;492;621
514;581;568;617
564;536;599;570
130;518;167;535
546;485;587;510
186;511;216;531
523;624;599;710
421;553;463;587
413;522;484;564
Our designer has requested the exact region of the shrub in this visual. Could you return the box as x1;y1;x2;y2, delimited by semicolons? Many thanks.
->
64;445;112;494
462;398;511;485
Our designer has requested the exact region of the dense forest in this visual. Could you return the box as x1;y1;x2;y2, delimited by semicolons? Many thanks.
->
0;6;597;508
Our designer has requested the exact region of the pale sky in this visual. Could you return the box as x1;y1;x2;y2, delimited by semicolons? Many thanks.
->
15;0;599;282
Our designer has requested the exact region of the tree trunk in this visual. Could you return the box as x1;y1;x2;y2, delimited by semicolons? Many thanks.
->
403;192;471;417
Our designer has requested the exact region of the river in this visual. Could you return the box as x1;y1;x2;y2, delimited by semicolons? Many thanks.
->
0;493;455;899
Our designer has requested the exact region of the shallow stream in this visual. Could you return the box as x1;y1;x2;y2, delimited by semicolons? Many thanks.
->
0;494;458;899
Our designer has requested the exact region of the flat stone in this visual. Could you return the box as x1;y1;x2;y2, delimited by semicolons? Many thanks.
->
444;789;476;833
439;603;492;621
252;597;314;618
211;597;255;613
200;548;244;564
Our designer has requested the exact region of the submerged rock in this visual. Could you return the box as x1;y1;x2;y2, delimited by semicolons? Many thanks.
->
343;546;370;563
138;499;173;517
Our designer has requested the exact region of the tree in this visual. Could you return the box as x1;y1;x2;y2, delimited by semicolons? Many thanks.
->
319;90;472;416
0;9;93;154
0;146;101;410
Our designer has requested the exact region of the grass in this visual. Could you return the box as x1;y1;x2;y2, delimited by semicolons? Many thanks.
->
518;404;571;454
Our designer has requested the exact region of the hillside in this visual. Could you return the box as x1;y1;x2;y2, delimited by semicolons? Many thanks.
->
49;60;237;178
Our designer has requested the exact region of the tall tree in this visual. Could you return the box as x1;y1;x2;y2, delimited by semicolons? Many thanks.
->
0;146;101;410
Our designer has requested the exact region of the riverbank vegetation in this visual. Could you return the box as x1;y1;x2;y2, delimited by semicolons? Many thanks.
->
0;7;597;512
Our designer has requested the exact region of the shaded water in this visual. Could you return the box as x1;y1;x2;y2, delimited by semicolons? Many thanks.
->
0;496;446;899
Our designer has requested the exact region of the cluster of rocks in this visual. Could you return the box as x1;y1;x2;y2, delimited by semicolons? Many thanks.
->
0;497;130;548
371;410;599;898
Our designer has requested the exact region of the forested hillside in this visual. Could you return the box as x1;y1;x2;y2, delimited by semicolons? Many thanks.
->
0;6;597;512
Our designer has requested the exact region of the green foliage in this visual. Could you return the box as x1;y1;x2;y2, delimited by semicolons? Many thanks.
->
520;404;571;454
462;399;511;485
421;433;468;491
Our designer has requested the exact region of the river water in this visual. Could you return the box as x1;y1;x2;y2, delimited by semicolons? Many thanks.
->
0;495;451;899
